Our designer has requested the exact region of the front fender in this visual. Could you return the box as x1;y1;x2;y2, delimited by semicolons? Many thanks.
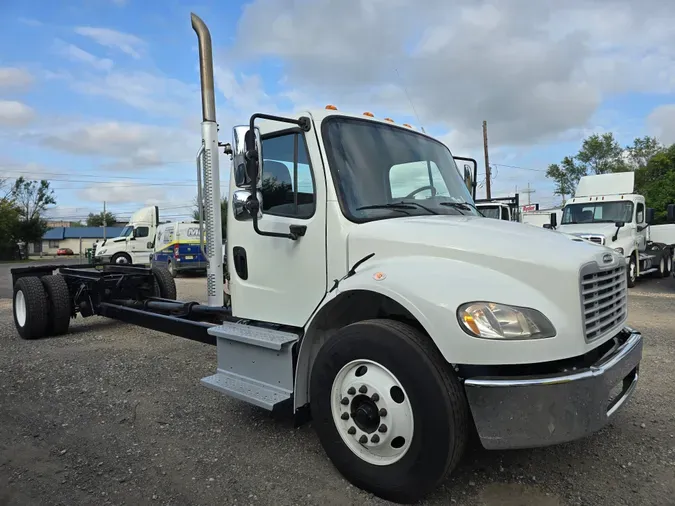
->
310;255;582;366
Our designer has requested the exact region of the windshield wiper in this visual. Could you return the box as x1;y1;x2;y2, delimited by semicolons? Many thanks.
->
437;202;475;215
396;201;439;215
356;203;415;214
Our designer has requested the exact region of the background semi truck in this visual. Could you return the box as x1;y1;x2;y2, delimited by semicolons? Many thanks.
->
557;172;675;287
93;205;159;265
9;13;643;504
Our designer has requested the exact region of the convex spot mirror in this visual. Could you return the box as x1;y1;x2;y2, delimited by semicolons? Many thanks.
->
232;125;263;188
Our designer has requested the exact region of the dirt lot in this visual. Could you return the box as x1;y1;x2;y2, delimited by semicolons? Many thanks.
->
1;274;674;506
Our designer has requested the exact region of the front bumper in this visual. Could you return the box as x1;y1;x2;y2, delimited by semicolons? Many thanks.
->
464;327;642;450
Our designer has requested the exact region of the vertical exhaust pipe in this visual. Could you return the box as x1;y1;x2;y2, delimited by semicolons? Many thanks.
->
191;13;224;307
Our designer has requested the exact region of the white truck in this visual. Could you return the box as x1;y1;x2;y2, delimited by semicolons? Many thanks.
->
10;14;643;504
475;195;520;221
556;172;675;287
522;208;563;228
93;205;159;265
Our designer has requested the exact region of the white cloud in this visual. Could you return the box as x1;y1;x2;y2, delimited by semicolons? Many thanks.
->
54;40;114;71
78;181;169;205
74;26;145;59
0;100;35;126
647;104;675;145
0;67;33;89
231;0;675;148
35;120;197;170
18;18;42;27
70;70;199;117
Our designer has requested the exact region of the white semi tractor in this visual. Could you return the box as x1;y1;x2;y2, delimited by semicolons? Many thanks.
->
10;14;643;504
557;172;675;287
93;205;159;265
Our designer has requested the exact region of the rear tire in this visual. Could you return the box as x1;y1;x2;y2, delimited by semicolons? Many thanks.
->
152;265;177;300
167;259;178;278
13;277;49;340
661;250;672;277
41;274;72;336
310;319;469;504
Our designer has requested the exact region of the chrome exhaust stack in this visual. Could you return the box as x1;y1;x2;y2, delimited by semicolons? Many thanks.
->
191;13;224;307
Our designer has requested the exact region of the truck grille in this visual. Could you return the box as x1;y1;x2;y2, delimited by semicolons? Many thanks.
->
581;265;627;341
577;234;605;245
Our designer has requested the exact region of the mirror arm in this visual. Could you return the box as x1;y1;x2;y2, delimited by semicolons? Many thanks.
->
245;200;305;241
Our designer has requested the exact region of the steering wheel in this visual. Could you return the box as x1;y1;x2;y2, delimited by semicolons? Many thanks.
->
404;185;437;199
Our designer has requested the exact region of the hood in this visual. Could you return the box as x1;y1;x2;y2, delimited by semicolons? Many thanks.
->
556;223;619;240
347;215;613;275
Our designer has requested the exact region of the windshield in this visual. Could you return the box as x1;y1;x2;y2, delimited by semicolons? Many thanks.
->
321;117;479;222
562;201;634;225
478;206;501;220
118;226;133;237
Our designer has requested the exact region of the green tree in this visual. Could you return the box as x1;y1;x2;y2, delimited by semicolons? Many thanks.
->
638;144;675;223
576;133;629;174
192;197;228;237
627;136;664;170
11;177;56;243
86;211;117;227
546;156;585;202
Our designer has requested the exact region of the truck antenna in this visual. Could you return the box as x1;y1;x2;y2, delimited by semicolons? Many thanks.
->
394;68;426;133
191;12;224;307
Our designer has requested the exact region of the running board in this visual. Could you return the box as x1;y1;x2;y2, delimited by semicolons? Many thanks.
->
201;322;299;411
639;267;658;275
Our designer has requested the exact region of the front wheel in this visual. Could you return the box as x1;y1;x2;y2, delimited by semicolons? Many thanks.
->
310;319;469;504
627;254;637;288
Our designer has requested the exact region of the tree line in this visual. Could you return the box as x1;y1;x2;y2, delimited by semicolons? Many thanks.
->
546;133;675;221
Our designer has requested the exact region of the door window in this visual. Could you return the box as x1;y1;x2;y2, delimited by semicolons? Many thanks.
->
261;133;315;219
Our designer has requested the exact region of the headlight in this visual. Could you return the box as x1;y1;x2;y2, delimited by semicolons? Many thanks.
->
97;248;106;255
457;302;556;340
614;247;624;255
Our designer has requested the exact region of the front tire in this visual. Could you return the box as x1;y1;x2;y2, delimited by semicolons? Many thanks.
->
111;252;132;265
627;254;637;288
310;319;469;504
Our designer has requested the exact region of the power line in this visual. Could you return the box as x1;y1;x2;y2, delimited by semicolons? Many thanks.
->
490;162;547;173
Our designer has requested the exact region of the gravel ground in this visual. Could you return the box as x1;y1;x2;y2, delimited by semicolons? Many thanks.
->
1;276;674;506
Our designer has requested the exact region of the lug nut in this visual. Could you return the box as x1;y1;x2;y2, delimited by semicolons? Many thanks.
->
341;397;349;405
378;424;388;433
371;434;380;443
359;385;368;393
379;408;387;417
348;426;356;435
371;393;379;402
347;387;356;395
359;435;368;444
341;412;349;420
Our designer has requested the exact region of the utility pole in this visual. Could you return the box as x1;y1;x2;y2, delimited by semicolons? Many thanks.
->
482;120;491;199
103;201;107;239
522;182;536;205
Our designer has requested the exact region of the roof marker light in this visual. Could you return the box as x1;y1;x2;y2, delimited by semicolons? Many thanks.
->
363;112;374;117
384;117;394;123
402;123;412;128
325;105;338;110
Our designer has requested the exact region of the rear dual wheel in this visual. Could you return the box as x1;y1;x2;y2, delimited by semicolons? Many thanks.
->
310;319;469;504
13;275;71;339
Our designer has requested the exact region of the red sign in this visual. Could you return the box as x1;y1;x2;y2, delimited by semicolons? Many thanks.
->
521;204;538;212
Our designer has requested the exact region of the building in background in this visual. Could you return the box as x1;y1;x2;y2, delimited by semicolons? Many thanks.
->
33;227;125;256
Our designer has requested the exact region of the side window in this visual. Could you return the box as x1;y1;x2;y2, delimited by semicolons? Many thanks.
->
501;207;509;220
261;133;315;219
389;161;450;199
134;226;149;238
636;203;644;223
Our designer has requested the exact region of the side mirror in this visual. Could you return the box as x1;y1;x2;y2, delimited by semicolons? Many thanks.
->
453;156;478;200
146;241;153;249
615;221;625;228
550;212;557;228
232;189;263;221
667;204;675;223
543;223;552;229
646;208;655;225
232;125;262;188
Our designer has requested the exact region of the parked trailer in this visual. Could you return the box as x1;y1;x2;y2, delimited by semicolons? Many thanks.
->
10;13;643;504
475;194;520;221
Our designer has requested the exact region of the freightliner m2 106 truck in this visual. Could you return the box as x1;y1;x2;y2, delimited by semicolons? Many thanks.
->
10;14;643;504
557;172;675;287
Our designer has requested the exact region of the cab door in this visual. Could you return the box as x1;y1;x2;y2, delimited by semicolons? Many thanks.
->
228;126;327;327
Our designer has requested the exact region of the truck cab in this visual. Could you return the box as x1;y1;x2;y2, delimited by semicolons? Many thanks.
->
93;205;158;265
475;195;520;221
557;172;674;287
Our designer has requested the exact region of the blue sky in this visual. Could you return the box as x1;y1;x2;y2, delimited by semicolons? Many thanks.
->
1;0;674;222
